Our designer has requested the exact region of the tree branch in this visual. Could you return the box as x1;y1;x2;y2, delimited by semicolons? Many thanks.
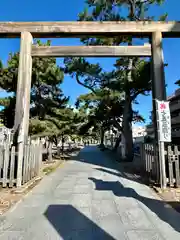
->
128;0;140;20
131;89;150;101
76;74;96;94
112;119;122;132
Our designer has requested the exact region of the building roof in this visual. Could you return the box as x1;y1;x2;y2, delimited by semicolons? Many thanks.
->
168;89;180;101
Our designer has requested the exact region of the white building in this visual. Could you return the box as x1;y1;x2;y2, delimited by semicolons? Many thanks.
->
132;125;147;142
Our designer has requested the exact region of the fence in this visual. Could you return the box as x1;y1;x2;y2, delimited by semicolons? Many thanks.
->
104;136;180;187
134;143;180;188
0;142;42;187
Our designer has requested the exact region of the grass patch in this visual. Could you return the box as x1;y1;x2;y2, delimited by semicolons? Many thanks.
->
43;166;55;175
42;160;64;175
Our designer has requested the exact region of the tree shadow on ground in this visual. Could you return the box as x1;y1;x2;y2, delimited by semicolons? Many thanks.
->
89;177;180;234
94;167;146;184
52;147;82;161
44;204;116;240
74;147;121;169
74;146;148;185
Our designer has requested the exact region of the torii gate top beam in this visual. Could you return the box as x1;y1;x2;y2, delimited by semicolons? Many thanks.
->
0;21;180;38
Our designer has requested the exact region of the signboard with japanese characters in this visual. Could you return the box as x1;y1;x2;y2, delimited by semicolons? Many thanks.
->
156;100;171;142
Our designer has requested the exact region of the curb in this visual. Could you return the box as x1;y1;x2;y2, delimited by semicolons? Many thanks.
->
151;185;180;213
12;175;43;194
13;159;65;194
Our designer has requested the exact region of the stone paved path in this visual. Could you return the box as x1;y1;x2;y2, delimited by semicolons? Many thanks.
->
0;146;180;239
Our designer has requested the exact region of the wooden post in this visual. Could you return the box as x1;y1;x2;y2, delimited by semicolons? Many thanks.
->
16;32;33;188
151;31;167;189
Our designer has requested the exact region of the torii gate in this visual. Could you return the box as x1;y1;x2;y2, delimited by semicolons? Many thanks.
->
1;21;179;187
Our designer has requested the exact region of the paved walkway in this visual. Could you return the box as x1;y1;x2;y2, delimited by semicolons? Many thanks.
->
0;146;180;239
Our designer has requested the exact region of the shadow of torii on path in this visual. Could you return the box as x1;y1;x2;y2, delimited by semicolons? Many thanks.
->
44;204;118;240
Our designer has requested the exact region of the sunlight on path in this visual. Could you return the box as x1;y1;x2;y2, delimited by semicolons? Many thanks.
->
0;146;180;239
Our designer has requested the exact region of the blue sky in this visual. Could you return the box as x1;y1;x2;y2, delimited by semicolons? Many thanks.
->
0;0;180;125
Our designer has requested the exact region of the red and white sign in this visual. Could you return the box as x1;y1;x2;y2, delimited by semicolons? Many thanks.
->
156;100;171;142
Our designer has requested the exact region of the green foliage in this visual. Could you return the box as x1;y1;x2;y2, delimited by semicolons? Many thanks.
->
74;0;166;155
0;40;75;139
0;0;167;147
64;57;102;93
175;79;180;86
0;97;15;128
104;59;151;102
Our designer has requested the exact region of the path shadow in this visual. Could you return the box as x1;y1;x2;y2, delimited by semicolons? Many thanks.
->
52;147;83;161
94;167;145;184
44;204;116;240
89;177;180;234
74;146;146;185
74;146;121;169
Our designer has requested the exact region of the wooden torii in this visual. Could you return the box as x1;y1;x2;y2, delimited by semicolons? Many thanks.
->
1;21;179;187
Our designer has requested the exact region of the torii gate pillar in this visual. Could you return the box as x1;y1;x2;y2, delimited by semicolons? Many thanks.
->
151;31;167;189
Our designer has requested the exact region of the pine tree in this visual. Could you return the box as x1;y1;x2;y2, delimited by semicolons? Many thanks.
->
76;85;144;148
68;0;167;161
0;40;73;160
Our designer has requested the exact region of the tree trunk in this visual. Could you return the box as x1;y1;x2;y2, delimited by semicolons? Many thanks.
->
47;141;53;161
53;136;58;147
112;119;122;151
122;97;134;162
113;135;121;151
61;134;64;154
100;128;105;148
121;58;134;162
57;146;61;156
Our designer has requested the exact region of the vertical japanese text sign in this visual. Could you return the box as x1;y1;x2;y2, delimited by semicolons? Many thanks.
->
156;100;171;142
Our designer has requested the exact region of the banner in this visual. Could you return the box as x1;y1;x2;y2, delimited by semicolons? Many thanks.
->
156;100;171;142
